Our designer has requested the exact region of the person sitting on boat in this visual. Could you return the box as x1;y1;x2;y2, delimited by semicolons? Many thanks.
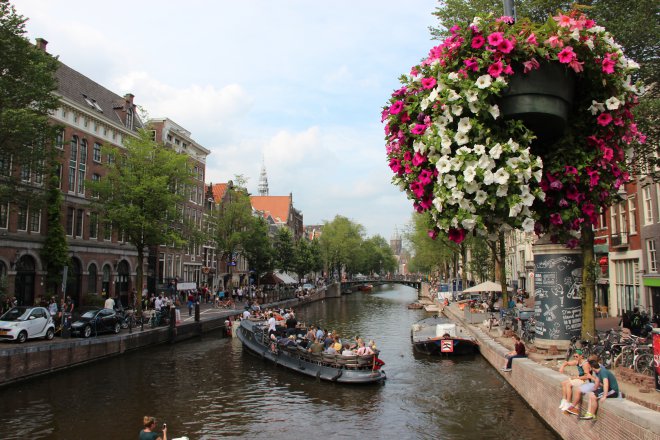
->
139;416;166;440
285;313;298;336
441;332;452;339
308;336;324;354
368;340;377;352
356;340;374;356
305;326;316;341
267;312;277;337
325;344;338;355
341;343;355;356
315;327;325;341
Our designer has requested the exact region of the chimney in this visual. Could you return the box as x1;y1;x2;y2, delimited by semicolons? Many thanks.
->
35;38;48;52
124;93;135;106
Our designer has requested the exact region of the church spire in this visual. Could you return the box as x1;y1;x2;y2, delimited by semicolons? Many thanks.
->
258;158;269;196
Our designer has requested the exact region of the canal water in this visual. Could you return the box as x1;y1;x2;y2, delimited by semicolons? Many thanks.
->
0;285;557;439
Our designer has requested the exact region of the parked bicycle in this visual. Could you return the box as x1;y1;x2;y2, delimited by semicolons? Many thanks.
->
520;316;536;344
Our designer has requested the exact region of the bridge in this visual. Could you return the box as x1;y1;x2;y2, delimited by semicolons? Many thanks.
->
339;279;427;296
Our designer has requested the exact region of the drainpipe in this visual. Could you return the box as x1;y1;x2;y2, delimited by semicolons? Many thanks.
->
503;0;516;22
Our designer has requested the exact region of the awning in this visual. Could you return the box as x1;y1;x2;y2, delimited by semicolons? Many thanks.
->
260;271;298;285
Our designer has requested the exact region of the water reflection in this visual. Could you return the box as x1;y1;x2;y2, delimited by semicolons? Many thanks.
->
0;285;557;440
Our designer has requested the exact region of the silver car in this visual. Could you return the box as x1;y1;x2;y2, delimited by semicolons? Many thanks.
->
0;306;56;343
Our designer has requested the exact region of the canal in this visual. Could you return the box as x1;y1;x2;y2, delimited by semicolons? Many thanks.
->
0;285;557;439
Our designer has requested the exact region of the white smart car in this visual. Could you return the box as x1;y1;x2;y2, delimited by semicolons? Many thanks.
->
0;306;56;343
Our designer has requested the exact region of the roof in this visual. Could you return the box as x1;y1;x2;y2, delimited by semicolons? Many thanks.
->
54;61;143;131
211;183;228;203
250;195;291;223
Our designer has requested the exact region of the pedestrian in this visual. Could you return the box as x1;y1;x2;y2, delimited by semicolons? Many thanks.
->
629;307;643;336
501;334;526;372
139;416;167;440
187;292;194;316
48;297;58;319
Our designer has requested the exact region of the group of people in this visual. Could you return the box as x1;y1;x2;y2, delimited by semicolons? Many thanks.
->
558;351;620;421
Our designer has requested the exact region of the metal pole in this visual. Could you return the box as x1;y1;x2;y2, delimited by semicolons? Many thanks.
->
503;0;516;21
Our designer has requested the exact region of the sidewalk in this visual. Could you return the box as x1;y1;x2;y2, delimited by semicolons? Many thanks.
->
446;303;659;411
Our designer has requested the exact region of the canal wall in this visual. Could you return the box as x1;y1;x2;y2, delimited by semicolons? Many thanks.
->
0;289;328;387
443;305;660;440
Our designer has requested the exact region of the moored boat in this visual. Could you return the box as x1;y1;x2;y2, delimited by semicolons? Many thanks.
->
407;302;424;309
236;319;386;384
411;316;478;355
357;284;373;292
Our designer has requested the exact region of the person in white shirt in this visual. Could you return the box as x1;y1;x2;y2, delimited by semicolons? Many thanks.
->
242;309;251;320
154;295;163;312
104;296;115;310
267;312;276;336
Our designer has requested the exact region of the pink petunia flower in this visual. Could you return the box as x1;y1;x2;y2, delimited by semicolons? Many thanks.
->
523;58;540;73
472;35;485;49
564;166;578;176
550;213;563;225
555;14;573;28
557;47;576;64
411;124;428;135
428;229;438;240
602;57;616;74
448;228;467;244
569;59;584;73
388;158;402;174
487;61;504;78
464;58;479;71
412;152;427;167
526;33;538;46
487;32;504;47
498;38;515;54
597;113;613;126
545;35;563;48
389;100;404;115
421;77;437;89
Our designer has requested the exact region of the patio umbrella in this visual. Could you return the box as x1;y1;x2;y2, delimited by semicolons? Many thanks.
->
462;281;503;293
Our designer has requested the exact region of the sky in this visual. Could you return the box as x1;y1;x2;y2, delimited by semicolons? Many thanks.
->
15;0;441;241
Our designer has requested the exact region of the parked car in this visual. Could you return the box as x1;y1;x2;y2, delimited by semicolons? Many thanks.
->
70;308;121;338
0;306;55;343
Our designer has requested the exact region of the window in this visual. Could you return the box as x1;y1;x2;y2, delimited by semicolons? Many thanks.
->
55;164;63;189
89;212;98;239
17;205;28;231
628;196;637;235
66;207;74;236
56;130;65;149
29;208;40;232
103;221;112;241
610;206;617;234
0;203;8;229
34;160;44;185
0;154;10;176
643;186;653;225
75;209;84;237
149;130;156;141
80;140;87;164
69;136;78;192
93;143;102;162
91;173;101;198
126;108;134;130
648;240;657;273
88;263;97;294
20;165;30;182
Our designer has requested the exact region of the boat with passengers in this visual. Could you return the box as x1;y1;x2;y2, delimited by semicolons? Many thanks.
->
411;316;479;355
236;318;386;384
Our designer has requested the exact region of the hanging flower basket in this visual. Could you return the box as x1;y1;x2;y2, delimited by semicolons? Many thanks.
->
383;11;645;245
497;62;575;149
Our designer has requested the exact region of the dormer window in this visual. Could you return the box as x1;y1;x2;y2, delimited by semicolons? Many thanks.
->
82;94;104;113
126;108;134;130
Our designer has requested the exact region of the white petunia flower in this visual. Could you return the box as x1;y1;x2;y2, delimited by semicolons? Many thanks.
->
506;157;520;169
585;39;594;51
464;89;479;103
432;197;444;213
451;105;464;116
429;88;439;102
476;74;492;89
588;100;606;115
448;72;460;82
532;169;542;182
454;132;469;145
468;102;480;114
456;146;472;155
441;135;453;151
413;140;427;154
457;117;472;134
421;98;430;111
521;190;535;207
473;144;486;155
493;168;510;185
461;218;476;230
459;198;475;213
521;217;535;232
605;96;621;110
488;104;500;119
471;16;482;27
464;166;476;183
464;181;479;194
474;190;488;205
627;59;640;69
444;174;457;189
496;184;508;197
451;188;464;201
447;89;460;101
490;143;503;160
483;170;495;185
509;203;523;217
507;138;519;152
437;156;452;173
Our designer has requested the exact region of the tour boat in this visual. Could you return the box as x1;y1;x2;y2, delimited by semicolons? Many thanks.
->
236;319;386;384
411;316;479;355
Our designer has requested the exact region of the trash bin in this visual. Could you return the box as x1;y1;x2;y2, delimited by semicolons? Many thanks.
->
653;328;660;392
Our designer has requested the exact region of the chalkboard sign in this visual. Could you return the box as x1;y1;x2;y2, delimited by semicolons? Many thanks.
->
533;252;582;341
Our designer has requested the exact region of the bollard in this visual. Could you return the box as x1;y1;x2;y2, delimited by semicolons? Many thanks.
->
169;306;176;343
195;301;200;322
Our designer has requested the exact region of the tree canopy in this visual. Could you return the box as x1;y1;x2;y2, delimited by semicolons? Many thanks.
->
0;0;60;205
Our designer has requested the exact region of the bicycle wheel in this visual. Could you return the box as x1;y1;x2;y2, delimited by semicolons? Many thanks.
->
634;353;654;376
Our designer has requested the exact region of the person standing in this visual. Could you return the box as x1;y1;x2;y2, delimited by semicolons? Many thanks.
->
139;416;166;440
48;297;58;319
104;295;115;310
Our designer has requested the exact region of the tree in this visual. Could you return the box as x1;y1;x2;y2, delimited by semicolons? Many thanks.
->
242;216;274;286
0;0;60;205
87;129;194;311
273;227;295;274
405;212;457;275
292;238;313;282
40;163;69;296
318;216;364;278
212;178;254;288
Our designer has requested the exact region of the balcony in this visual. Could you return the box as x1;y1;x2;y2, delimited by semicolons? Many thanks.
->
610;232;629;249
